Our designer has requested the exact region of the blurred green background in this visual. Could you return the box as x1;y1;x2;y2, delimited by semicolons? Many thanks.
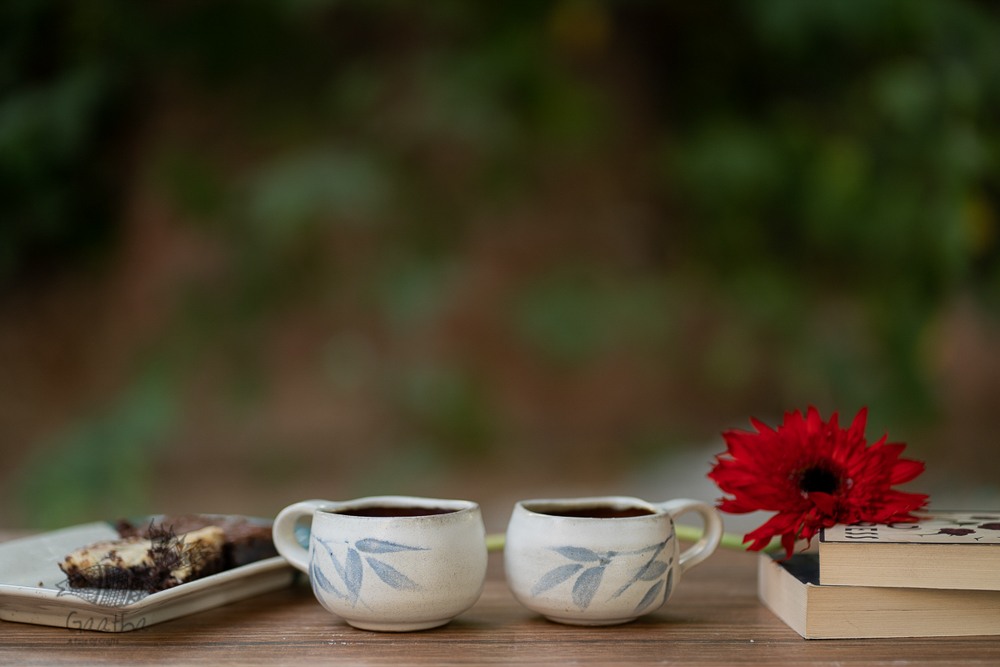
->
2;0;999;531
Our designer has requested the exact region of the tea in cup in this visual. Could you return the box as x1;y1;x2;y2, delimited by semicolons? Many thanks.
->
272;496;487;632
504;496;723;625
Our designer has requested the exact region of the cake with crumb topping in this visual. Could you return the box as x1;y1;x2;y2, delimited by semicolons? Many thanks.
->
59;526;226;593
116;515;277;568
59;515;278;594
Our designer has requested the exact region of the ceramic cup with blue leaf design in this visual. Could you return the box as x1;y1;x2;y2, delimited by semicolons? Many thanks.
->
504;496;723;626
273;496;487;632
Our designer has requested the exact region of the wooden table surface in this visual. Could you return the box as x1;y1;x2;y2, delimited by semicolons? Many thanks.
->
2;533;999;666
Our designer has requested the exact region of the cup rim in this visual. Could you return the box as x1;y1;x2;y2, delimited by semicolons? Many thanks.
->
515;496;664;520
314;495;479;519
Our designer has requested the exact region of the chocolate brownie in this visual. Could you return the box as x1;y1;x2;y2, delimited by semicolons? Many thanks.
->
59;526;226;593
60;515;278;594
115;515;278;568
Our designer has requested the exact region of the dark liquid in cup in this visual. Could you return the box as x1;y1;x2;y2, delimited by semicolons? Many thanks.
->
537;506;655;519
333;506;459;518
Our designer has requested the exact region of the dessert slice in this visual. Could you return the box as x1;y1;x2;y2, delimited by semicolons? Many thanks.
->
59;525;225;593
116;515;278;568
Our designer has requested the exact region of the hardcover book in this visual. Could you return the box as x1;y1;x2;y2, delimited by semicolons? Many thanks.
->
819;510;1000;591
757;553;1000;639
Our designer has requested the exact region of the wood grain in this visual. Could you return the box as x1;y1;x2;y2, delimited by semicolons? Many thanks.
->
2;532;999;666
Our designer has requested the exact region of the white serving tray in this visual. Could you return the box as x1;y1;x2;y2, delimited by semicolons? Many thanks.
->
0;517;295;632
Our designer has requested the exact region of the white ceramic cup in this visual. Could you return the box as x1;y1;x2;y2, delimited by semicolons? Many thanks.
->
272;496;488;632
504;496;723;626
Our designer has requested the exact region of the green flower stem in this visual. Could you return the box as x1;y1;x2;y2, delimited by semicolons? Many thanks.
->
485;527;766;553
485;533;506;552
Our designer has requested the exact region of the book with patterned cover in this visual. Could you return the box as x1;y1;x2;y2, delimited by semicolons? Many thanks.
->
819;510;1000;590
758;553;1000;639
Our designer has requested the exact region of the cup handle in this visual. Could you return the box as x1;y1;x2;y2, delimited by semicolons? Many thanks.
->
656;499;723;575
272;499;330;573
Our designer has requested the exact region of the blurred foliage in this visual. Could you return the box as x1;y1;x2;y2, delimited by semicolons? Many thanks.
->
16;373;176;527
3;0;1000;524
656;0;1000;416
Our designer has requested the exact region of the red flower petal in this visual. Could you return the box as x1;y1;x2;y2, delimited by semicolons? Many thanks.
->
889;458;926;484
808;492;838;515
708;406;929;558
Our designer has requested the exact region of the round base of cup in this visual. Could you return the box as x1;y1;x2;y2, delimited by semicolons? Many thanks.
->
346;618;453;632
543;615;638;627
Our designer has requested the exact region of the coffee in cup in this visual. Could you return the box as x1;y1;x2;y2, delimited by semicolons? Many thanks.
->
504;496;723;625
272;496;487;632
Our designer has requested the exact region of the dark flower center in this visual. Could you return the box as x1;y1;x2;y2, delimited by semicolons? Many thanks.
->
798;466;841;495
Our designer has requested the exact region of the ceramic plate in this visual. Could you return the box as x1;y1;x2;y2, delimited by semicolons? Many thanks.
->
0;516;296;632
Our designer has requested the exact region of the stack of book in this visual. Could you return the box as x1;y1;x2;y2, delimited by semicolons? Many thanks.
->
757;510;1000;639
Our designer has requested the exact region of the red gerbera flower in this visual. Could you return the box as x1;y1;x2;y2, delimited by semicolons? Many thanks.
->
708;406;928;558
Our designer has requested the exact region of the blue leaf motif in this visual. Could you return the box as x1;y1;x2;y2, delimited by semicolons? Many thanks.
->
633;580;664;614
316;538;346;578
344;547;364;601
328;552;345;582
572;565;606;609
610;540;670;599
639;559;668;581
316;538;351;592
531;563;583;596
355;538;428;554
310;561;347;600
365;556;420;591
552;546;602;562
